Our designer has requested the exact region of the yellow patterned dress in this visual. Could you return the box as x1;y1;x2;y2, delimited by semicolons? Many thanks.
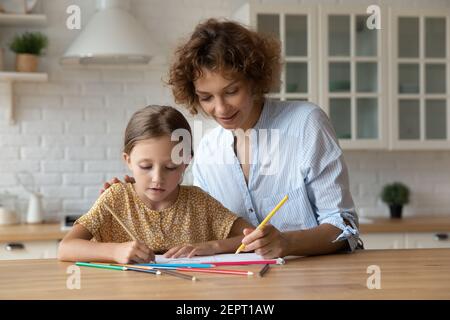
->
75;183;239;253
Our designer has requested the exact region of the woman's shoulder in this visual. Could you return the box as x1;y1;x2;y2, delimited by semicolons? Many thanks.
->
266;99;327;136
268;99;323;122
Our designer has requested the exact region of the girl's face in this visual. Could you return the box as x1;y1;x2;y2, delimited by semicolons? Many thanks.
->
123;136;186;211
194;69;262;131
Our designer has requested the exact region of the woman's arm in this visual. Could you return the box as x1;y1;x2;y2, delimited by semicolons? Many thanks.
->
58;224;154;264
241;223;348;258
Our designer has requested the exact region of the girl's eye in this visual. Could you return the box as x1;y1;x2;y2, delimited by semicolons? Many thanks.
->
139;166;152;170
166;167;178;171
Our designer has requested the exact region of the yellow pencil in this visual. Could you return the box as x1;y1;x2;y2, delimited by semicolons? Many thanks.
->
103;203;137;241
235;195;288;254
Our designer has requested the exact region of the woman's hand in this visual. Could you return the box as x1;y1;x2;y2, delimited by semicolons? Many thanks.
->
113;241;155;264
163;242;218;259
241;224;290;259
100;175;135;194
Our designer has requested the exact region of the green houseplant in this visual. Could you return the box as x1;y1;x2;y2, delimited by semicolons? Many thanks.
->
9;32;48;72
381;182;410;219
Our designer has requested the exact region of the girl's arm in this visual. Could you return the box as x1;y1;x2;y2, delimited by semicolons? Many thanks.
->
164;217;253;258
58;224;154;264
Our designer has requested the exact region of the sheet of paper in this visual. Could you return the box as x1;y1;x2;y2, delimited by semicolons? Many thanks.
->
154;253;277;264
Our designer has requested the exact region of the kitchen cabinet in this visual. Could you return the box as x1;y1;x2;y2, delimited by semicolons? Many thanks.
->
361;232;450;249
0;240;59;260
360;216;450;249
0;223;67;260
390;9;450;150
233;2;450;150
233;2;318;103
318;5;388;150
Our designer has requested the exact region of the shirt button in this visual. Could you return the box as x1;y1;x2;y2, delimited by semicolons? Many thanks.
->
248;208;254;213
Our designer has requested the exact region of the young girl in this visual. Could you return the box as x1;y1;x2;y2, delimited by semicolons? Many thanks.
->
58;105;253;264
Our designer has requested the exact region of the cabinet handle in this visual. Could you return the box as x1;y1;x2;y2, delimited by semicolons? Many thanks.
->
434;233;449;241
5;243;25;251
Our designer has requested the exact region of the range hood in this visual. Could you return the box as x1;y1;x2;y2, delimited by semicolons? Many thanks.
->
61;0;155;65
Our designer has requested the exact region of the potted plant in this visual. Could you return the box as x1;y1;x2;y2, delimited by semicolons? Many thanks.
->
381;182;410;219
9;31;48;72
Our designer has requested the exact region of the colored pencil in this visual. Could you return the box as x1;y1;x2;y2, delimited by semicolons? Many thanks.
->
176;267;253;276
258;264;270;277
235;195;288;254
159;269;197;281
138;263;214;268
81;262;160;275
122;264;252;276
103;203;137;241
76;262;125;271
202;259;283;266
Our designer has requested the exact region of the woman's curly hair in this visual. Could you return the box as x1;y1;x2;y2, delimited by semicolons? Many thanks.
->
167;18;282;115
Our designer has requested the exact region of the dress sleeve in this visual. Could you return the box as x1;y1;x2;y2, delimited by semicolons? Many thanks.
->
74;185;119;242
200;189;239;240
301;108;361;252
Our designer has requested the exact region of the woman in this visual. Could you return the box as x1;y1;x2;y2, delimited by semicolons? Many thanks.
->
104;18;361;258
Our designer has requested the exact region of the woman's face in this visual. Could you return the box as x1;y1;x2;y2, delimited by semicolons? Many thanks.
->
123;136;186;210
194;69;261;130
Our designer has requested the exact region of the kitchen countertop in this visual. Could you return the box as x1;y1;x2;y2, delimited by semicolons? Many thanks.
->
0;223;67;242
0;248;449;299
359;216;450;233
1;216;450;243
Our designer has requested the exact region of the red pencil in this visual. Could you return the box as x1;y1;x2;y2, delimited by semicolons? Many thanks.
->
176;267;253;276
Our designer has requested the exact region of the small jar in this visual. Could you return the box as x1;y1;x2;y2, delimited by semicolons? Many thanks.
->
0;192;19;225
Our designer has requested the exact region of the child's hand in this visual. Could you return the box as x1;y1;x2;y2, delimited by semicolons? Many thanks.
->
113;241;155;264
163;242;218;259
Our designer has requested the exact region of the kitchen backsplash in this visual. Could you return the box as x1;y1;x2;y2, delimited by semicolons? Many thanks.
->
0;0;449;221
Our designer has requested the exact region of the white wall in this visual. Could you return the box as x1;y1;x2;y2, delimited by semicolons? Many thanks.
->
0;0;449;221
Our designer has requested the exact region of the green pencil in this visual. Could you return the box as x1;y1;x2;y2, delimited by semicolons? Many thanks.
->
76;262;126;271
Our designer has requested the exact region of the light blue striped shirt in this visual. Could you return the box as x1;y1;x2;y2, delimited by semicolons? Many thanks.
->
192;99;361;252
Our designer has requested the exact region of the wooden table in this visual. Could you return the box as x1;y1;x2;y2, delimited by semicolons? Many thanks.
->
1;248;449;299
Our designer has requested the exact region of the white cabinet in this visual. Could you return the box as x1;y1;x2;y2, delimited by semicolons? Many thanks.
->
233;3;450;150
405;233;450;249
0;240;59;260
319;6;388;150
361;232;450;249
233;3;318;103
361;233;405;249
390;9;450;150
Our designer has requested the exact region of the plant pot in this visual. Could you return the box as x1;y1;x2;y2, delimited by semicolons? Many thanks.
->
15;53;39;72
389;205;403;219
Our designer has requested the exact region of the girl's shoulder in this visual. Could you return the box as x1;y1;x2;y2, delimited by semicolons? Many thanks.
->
180;185;219;205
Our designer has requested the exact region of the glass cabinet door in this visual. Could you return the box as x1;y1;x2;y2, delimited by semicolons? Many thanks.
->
256;11;314;102
394;12;449;148
322;8;383;149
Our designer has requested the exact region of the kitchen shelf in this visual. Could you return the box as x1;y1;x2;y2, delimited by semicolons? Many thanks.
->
0;13;47;26
0;71;48;124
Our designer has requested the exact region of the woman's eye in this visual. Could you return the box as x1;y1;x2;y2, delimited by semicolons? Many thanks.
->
199;96;212;102
166;167;177;171
225;88;238;95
